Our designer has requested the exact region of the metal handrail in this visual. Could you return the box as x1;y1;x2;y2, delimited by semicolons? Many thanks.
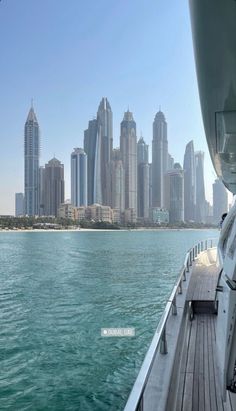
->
124;237;218;411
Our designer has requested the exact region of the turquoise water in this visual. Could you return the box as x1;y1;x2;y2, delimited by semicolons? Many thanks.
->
0;229;218;411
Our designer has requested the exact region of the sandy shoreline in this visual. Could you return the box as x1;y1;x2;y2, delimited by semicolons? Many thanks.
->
0;227;218;233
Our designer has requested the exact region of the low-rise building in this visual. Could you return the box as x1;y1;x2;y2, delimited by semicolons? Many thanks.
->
58;203;77;220
85;204;113;223
149;207;169;224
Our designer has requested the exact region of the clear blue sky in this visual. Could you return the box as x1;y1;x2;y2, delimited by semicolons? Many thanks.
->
0;0;220;215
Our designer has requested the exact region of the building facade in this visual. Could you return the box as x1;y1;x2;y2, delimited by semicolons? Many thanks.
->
58;203;77;220
24;106;40;216
137;137;149;219
71;148;87;207
43;157;65;216
183;140;196;221
84;119;97;205
195;151;206;223
166;163;184;223
149;207;169;224
15;193;24;217
97;98;113;205
152;110;168;207
107;157;125;211
120;110;137;216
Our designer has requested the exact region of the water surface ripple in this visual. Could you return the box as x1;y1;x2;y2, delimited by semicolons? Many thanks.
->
0;230;218;410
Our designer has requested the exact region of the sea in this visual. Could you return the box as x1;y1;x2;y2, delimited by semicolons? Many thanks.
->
0;229;218;411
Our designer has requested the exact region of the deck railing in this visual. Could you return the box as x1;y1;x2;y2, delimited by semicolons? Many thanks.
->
123;237;218;411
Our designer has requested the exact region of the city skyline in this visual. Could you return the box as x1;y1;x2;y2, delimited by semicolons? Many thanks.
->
2;100;229;217
14;101;228;225
0;1;223;214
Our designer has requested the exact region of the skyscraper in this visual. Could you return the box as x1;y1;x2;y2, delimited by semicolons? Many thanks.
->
137;137;149;164
43;158;65;216
84;98;112;206
183;141;196;221
39;166;45;216
166;163;184;223
84;119;102;205
137;137;149;218
195;151;206;223
15;193;24;217
24;106;40;216
107;149;125;212
97;98;113;205
152;110;168;207
213;178;228;224
71;148;87;207
120;110;137;214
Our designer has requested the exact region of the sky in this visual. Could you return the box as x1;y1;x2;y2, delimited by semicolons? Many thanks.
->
0;0;222;215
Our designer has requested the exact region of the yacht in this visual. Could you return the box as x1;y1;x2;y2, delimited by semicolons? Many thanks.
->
124;1;236;410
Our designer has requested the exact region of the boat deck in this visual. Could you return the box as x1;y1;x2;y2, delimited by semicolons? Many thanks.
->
186;249;219;303
176;314;231;411
174;249;233;411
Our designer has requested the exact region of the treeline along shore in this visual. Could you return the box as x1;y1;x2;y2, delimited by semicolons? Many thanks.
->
0;216;218;231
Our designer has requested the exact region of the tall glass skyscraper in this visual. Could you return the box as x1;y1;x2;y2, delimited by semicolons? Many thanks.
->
15;193;24;217
166;163;184;223
183;140;196;221
195;151;206;223
152;110;168;207
71;148;87;207
120;110;137;214
84;98;112;206
84;119;98;205
43;158;65;216
97;98;113;205
107;150;125;212
137;137;149;218
24;106;40;216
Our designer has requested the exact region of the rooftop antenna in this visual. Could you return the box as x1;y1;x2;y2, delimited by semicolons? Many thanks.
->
31;98;34;109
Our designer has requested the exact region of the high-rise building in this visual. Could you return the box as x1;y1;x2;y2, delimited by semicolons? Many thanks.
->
24;106;40;216
84;119;102;205
195;151;206;223
165;163;184;223
137;137;149;218
168;154;174;170
84;98;112;206
183;141;196;221
107;149;125;212
97;98;113;205
39;166;45;216
15;193;24;217
71;148;87;207
149;163;152;208
120;110;137;215
213;178;228;224
152;110;168;207
137;137;149;164
43;158;65;216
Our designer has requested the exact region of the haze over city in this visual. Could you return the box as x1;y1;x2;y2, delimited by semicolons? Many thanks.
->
0;0;219;215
